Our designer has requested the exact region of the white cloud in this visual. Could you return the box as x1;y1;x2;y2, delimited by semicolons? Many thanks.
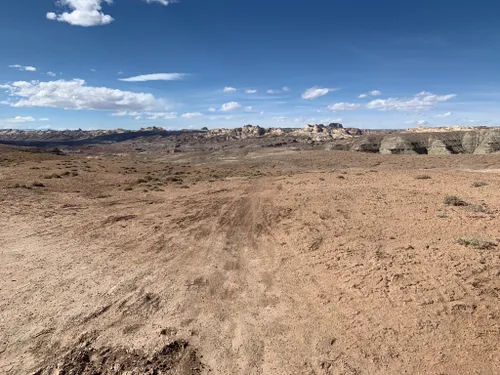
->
223;87;237;93
302;86;338;100
181;112;203;118
4;116;36;123
366;92;456;112
267;86;291;95
46;0;114;27
245;89;257;94
144;0;175;5
9;64;37;72
245;106;253;112
47;71;57;77
90;68;96;72
208;107;216;112
39;118;50;121
327;102;361;111
119;73;186;82
435;111;452;118
359;90;381;99
293;117;320;123
273;116;287;122
405;120;429;125
46;0;175;27
146;112;177;120
111;110;176;119
1;79;166;111
221;101;241;111
111;110;142;117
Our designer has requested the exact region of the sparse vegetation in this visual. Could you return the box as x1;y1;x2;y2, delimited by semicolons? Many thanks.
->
13;183;32;189
466;204;491;214
415;174;431;180
32;181;45;187
472;181;488;188
444;195;468;206
44;173;61;179
457;238;497;250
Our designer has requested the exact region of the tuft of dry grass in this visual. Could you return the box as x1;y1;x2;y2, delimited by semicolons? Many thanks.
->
444;195;468;206
415;174;431;180
471;181;488;188
465;204;491;214
457;238;497;250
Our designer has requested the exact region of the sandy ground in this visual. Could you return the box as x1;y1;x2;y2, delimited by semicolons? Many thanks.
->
1;146;500;374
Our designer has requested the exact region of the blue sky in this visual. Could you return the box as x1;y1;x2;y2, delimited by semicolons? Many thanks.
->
1;0;499;130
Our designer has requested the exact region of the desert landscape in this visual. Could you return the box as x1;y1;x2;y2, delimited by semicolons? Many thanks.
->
1;127;500;374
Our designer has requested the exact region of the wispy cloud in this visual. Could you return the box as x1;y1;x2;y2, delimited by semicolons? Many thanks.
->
327;102;361;111
359;90;381;99
366;92;456;112
181;112;203;118
435;111;452;118
405;120;429;125
223;87;237;93
147;112;177;120
47;71;57;77
267;86;290;95
144;0;177;5
4;116;36;123
245;89;257;94
221;101;241;111
9;64;37;72
302;86;338;100
1;79;167;111
119;73;186;82
39;118;50;121
208;107;216;112
112;110;176;120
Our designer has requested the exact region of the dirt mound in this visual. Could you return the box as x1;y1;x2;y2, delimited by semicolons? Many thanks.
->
33;339;203;375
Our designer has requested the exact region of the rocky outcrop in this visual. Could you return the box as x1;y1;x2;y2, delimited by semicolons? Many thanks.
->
350;135;383;153
474;129;500;154
205;123;359;141
2;125;500;155
348;129;500;155
406;125;478;133
427;138;453;155
379;136;427;155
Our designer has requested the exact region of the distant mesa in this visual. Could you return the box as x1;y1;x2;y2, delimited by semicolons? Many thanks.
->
0;124;499;155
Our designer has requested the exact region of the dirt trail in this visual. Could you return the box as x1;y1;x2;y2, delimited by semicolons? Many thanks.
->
1;149;500;374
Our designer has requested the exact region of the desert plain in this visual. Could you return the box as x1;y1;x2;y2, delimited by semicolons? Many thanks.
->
1;139;500;374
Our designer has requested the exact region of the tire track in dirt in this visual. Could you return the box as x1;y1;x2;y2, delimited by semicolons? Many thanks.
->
186;179;284;374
